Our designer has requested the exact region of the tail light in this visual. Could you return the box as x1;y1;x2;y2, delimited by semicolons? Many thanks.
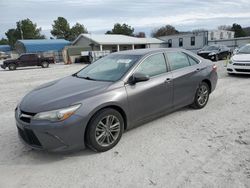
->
212;64;217;72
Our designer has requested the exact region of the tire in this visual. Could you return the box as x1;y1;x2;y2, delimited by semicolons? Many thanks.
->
191;82;210;109
41;61;49;68
8;63;16;71
86;108;124;152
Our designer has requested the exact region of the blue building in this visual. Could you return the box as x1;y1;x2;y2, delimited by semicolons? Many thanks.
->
15;39;70;62
0;45;11;52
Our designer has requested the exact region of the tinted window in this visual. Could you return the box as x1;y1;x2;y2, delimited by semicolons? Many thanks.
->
135;53;167;77
76;54;140;81
167;52;190;71
20;55;29;60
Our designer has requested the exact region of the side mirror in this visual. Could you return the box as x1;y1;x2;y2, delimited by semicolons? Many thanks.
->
128;72;150;85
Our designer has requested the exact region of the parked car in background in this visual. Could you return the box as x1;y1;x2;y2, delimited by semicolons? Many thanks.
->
15;48;218;152
197;45;231;61
0;51;11;60
227;44;250;75
1;53;55;70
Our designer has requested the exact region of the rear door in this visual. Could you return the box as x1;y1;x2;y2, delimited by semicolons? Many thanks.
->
125;53;173;124
165;51;202;108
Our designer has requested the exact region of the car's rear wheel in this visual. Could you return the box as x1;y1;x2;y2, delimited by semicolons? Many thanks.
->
86;108;124;152
191;82;210;109
8;63;16;71
41;61;49;68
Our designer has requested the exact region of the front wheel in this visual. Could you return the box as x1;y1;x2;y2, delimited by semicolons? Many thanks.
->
8;63;16;71
41;61;49;68
191;82;210;109
86;108;124;152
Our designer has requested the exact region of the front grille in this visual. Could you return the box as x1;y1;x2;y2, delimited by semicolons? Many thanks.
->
235;69;250;73
19;110;36;123
233;63;250;66
17;127;42;147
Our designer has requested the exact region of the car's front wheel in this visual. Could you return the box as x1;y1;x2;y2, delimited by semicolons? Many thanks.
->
8;63;16;71
41;61;49;68
86;108;124;152
191;82;210;109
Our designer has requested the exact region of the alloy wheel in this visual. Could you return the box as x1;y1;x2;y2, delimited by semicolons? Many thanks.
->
95;115;121;147
197;85;209;106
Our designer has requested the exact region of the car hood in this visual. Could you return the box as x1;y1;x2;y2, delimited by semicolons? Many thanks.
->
232;54;250;62
20;76;113;113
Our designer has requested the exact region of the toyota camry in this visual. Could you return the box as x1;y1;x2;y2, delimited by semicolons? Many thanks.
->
15;48;218;152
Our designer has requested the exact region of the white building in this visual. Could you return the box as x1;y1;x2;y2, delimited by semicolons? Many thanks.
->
208;30;235;40
159;30;235;52
72;34;166;52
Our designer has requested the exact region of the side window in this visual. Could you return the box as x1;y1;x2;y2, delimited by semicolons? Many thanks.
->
20;55;28;61
135;53;167;77
167;52;190;71
187;55;199;65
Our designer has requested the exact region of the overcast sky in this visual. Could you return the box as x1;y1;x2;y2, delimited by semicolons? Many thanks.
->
0;0;250;38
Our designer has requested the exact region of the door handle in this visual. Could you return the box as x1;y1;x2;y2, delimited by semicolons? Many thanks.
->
195;68;200;72
165;78;172;83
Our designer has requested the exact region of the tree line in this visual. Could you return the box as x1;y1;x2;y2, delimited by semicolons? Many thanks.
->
0;17;249;48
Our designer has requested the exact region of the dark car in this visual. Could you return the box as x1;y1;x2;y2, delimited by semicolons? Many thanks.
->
197;45;231;61
1;53;54;70
15;48;218;152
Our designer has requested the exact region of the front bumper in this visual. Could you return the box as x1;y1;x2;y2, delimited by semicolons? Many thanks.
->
1;64;6;69
15;108;88;152
227;63;250;75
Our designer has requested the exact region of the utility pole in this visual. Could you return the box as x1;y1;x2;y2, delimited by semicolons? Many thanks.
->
20;21;23;39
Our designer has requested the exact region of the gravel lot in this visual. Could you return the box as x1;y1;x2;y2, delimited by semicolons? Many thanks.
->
0;61;250;188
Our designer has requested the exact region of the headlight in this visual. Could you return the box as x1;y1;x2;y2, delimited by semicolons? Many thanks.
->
33;104;81;122
208;52;216;56
228;60;233;64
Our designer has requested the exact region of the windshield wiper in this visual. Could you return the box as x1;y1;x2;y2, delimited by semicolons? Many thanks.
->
82;76;96;80
72;74;96;80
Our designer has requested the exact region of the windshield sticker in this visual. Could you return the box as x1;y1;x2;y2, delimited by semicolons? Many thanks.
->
117;59;132;64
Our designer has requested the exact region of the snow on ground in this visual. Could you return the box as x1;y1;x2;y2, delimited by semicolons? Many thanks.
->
0;61;249;188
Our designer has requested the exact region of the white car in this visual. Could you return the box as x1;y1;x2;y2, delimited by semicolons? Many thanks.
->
227;44;250;75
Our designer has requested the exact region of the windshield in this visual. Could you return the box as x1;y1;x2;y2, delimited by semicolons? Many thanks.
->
238;45;250;54
203;45;219;51
75;54;141;82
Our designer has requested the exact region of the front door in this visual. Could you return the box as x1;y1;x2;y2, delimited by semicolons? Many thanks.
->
125;53;173;125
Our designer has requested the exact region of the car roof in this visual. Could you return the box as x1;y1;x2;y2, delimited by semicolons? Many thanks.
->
114;48;184;56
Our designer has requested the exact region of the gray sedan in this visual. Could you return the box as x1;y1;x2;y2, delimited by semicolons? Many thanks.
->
15;48;218;152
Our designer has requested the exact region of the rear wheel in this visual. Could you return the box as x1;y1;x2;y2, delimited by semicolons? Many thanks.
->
8;63;16;71
191;82;210;109
41;61;49;68
86;108;124;152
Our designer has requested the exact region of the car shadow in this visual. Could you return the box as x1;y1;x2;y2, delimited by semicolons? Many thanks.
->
0;67;50;72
